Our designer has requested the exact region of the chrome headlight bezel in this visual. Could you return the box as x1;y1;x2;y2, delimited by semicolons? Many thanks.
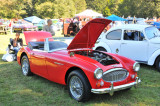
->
94;68;103;80
133;62;140;72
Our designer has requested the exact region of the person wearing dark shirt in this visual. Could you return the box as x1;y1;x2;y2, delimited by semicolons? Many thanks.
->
13;33;23;55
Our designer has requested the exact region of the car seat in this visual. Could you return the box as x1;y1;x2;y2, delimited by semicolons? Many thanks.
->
130;32;135;40
124;33;130;40
134;32;139;41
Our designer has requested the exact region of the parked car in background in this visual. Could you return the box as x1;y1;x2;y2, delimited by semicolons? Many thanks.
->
94;24;160;72
17;19;141;102
13;20;38;32
52;19;63;31
126;18;147;25
151;22;160;31
34;20;46;31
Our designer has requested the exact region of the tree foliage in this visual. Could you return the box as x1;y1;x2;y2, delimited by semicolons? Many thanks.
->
0;0;160;19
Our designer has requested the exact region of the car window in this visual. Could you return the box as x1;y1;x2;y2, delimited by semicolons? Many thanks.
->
49;41;68;51
123;30;144;41
106;29;122;40
145;27;160;39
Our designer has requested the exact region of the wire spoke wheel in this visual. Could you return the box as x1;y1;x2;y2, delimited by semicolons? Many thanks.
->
69;76;84;99
22;59;29;75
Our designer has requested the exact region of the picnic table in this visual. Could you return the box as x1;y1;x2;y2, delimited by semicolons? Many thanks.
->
0;25;7;34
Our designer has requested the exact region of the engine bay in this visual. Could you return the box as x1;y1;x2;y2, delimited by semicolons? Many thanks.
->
75;50;119;66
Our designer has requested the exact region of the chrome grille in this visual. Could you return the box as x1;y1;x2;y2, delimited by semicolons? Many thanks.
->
102;68;128;82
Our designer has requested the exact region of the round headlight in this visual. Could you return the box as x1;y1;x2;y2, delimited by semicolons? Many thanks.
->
94;68;103;79
133;62;140;72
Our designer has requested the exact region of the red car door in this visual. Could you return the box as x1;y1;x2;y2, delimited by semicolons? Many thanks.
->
30;51;48;78
45;52;69;84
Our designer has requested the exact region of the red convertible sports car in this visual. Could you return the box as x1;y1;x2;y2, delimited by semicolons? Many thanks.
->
17;18;141;102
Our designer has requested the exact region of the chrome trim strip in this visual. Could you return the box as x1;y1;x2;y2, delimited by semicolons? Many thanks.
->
48;48;67;53
32;49;47;52
102;68;129;82
103;68;126;75
91;77;141;94
54;62;64;65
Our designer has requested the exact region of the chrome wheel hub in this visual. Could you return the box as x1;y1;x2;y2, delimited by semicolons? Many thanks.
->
69;76;83;99
22;59;29;75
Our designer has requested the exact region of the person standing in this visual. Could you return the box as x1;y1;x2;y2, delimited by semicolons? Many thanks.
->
43;19;55;36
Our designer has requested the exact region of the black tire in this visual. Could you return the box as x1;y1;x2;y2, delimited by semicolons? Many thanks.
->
155;56;160;72
67;70;91;102
96;47;107;52
21;55;33;76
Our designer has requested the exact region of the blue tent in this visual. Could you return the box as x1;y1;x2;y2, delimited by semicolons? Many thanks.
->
152;22;160;29
24;16;42;24
106;14;127;21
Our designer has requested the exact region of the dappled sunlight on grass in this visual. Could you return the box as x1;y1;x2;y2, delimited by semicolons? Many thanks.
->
0;60;15;65
19;89;43;96
145;84;160;87
5;89;43;97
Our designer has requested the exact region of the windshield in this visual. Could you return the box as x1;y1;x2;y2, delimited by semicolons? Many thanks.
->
145;27;160;39
48;38;68;52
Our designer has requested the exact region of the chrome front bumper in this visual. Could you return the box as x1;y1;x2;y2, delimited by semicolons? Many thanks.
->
91;77;141;95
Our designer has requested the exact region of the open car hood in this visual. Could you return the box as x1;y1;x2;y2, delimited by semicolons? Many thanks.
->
23;31;52;45
67;18;112;50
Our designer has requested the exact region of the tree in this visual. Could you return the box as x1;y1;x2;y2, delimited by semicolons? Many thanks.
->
23;0;39;17
73;0;87;14
0;0;26;19
36;1;55;18
118;0;159;18
103;7;111;17
0;0;160;19
54;0;76;18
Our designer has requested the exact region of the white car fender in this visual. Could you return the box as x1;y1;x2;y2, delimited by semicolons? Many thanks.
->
94;41;111;53
148;49;160;65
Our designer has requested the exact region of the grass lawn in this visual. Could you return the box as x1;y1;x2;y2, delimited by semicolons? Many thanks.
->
0;32;160;105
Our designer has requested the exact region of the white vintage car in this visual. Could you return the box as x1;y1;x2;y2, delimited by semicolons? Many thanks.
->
94;24;160;71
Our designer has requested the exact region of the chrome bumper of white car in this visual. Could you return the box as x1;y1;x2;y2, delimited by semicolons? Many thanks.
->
91;77;141;95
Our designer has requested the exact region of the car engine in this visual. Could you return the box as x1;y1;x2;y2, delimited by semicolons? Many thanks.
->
75;51;119;66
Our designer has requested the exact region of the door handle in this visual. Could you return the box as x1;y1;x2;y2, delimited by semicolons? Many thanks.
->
54;62;64;65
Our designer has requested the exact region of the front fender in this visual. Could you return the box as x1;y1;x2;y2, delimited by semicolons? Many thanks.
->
17;47;32;65
107;53;135;72
94;42;111;53
148;49;160;65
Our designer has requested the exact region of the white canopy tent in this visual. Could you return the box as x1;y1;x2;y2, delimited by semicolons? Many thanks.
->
75;9;103;17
